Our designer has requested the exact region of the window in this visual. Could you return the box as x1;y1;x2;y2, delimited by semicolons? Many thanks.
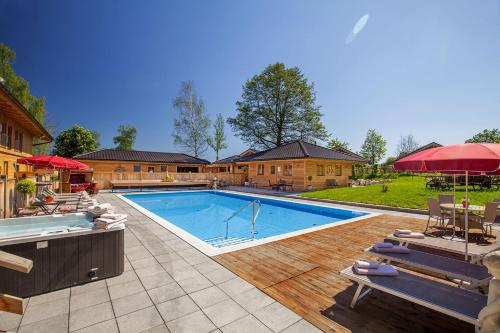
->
177;167;199;173
284;164;293;176
257;164;264;175
160;165;167;172
19;133;23;152
147;166;155;173
14;131;20;151
326;165;334;175
335;165;342;176
133;165;141;172
270;166;276;175
7;126;12;149
219;167;227;172
316;165;324;176
0;123;5;147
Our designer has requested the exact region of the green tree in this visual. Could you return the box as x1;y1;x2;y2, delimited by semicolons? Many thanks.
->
113;125;137;150
360;129;387;173
327;137;350;150
53;125;100;157
172;81;210;158
466;129;500;143
227;62;329;149
0;44;47;124
396;134;419;158
207;113;228;160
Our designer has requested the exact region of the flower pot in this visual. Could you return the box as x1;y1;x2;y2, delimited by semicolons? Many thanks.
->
307;185;313;191
46;197;54;203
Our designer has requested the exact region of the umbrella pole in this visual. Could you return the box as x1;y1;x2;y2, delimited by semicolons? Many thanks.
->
59;170;62;194
452;174;456;238
465;171;469;261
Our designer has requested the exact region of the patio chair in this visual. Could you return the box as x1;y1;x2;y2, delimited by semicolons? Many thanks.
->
365;246;491;289
438;194;455;205
340;266;487;328
425;197;451;233
268;180;279;191
482;202;500;236
456;214;488;241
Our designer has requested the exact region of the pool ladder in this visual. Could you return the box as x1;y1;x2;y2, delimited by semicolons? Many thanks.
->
223;199;261;241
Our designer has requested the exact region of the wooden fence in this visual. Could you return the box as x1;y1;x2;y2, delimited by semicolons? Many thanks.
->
93;172;246;189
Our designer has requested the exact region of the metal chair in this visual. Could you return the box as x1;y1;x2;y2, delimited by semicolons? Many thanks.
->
425;197;451;233
438;194;455;205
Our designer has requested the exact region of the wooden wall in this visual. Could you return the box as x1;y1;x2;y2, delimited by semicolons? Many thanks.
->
76;160;206;174
244;158;358;191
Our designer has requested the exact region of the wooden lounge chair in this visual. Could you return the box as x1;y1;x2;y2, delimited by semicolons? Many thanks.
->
340;266;487;328
387;233;500;264
365;247;491;289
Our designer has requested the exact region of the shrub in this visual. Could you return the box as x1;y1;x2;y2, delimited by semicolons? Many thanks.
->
381;184;389;193
163;174;174;182
16;179;36;195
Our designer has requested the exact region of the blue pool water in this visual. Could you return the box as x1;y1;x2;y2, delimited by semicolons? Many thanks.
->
124;191;368;247
0;213;93;239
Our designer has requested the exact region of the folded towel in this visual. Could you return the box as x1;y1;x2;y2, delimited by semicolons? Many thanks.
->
394;232;425;239
373;245;410;254
354;260;379;269
353;264;399;276
395;229;411;234
94;221;125;230
100;213;127;220
94;216;127;225
374;242;393;248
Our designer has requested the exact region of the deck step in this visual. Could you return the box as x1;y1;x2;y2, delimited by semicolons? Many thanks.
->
204;236;253;248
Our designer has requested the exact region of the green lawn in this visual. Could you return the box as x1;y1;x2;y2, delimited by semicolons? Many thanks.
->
300;176;500;210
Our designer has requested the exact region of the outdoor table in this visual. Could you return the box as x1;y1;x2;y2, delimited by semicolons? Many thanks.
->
440;203;485;213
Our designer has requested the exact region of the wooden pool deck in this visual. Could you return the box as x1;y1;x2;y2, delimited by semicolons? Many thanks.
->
214;214;480;333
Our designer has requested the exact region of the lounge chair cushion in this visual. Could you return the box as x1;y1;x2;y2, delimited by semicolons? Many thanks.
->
353;264;398;276
393;232;425;239
373;245;410;254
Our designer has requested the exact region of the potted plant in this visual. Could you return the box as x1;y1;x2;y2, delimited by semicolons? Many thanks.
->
461;198;470;208
307;176;313;191
45;195;54;203
16;179;36;208
163;174;174;182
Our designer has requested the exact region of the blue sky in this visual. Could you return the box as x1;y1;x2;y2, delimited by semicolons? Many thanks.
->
1;0;499;161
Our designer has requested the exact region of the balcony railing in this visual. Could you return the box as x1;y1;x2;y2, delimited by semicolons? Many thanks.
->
0;133;8;147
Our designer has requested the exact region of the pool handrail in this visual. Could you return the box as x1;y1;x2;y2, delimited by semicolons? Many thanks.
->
224;199;262;240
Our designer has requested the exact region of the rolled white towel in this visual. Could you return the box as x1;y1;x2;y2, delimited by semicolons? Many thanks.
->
353;264;398;276
373;245;410;254
354;260;379;269
100;213;127;220
394;232;425;239
373;242;393;248
394;229;411;234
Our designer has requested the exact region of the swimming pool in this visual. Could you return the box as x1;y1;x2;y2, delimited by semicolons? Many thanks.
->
121;191;373;255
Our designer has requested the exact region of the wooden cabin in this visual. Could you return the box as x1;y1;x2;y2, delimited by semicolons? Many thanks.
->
233;140;366;191
206;149;256;174
0;84;53;217
74;149;210;189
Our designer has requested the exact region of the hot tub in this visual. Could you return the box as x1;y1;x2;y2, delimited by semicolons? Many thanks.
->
0;213;124;297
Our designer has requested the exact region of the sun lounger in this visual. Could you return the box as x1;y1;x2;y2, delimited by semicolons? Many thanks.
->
340;266;487;328
365;247;491;289
387;233;500;264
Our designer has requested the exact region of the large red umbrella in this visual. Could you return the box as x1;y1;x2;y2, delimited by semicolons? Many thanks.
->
17;155;89;170
394;143;500;260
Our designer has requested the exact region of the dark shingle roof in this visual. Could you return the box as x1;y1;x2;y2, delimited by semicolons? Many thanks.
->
395;142;442;161
212;155;242;164
74;149;210;164
235;141;366;163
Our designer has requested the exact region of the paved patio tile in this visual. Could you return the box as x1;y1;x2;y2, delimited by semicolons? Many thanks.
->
160;258;191;272
280;319;323;333
130;257;158;269
116;306;164;333
147;281;186;304
74;319;119;333
155;252;183;263
166;310;216;333
203;299;248;327
142;324;170;332
140;271;175;290
217;277;254;298
204;268;237;284
70;287;110;311
253;302;301;332
21;297;69;325
231;288;275;313
125;246;154;261
71;280;107;295
69;301;114;331
135;264;167;278
220;314;272;333
106;270;139;287
156;295;199;322
194;260;224;275
111;290;153;317
177;274;213;293
28;288;70;306
189;285;230;309
168;265;204;282
18;313;68;333
108;279;145;300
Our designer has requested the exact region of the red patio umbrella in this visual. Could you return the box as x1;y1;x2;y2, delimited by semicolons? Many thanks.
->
394;143;500;259
17;155;89;170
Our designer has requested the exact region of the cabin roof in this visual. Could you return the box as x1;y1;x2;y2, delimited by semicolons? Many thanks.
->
234;140;366;163
0;83;53;141
74;149;210;164
395;141;443;161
